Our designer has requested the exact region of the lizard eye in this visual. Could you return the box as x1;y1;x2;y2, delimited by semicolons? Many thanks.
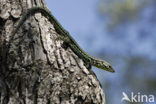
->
108;65;111;68
105;65;110;69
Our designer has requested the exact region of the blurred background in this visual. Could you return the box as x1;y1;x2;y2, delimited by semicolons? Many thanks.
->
46;0;156;104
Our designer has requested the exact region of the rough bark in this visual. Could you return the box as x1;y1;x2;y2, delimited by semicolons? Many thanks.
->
0;0;106;104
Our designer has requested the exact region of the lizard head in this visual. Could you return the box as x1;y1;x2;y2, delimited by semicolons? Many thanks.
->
92;59;115;73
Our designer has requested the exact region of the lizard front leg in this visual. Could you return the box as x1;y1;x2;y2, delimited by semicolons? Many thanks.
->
84;62;92;69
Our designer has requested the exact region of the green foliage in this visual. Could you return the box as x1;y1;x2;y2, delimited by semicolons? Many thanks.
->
99;0;147;29
98;0;156;103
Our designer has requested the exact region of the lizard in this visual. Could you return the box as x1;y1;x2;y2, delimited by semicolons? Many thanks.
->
9;7;115;73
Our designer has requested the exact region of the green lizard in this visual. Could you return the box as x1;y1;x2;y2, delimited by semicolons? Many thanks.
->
9;7;115;72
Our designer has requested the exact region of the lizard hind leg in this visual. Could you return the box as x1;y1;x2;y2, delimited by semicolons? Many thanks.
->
62;41;68;50
56;35;70;49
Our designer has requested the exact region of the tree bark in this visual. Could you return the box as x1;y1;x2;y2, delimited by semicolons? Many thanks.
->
0;0;106;104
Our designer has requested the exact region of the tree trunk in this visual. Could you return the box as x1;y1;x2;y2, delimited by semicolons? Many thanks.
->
0;0;106;104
